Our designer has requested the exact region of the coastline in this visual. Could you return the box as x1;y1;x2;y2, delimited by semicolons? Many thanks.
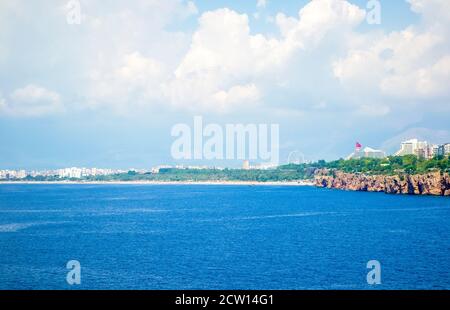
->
0;180;315;186
314;169;450;196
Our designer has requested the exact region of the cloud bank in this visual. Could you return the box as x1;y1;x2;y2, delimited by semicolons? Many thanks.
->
0;0;449;119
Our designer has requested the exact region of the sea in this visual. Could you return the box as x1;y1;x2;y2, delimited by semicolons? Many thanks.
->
0;184;449;290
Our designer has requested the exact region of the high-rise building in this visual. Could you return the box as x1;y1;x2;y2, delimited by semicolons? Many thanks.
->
395;139;430;158
438;143;450;156
445;144;450;155
429;144;439;158
395;139;416;156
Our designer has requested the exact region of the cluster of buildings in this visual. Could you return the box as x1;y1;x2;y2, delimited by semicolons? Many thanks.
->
55;167;126;179
242;160;278;170
0;170;27;179
0;165;228;180
394;139;450;159
0;162;280;180
0;167;127;180
1;139;449;180
347;139;450;160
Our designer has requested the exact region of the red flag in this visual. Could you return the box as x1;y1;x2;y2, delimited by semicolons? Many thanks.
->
356;142;362;148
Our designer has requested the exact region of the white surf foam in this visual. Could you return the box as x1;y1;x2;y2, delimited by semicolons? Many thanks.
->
0;221;66;232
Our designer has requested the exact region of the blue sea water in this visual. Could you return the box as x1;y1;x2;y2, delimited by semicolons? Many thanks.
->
0;184;449;290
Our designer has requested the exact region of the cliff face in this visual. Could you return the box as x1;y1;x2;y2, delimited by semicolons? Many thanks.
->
314;169;450;196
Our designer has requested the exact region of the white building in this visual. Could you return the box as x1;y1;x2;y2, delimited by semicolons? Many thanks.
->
242;160;250;170
362;147;386;159
0;169;27;179
395;139;430;158
429;144;439;158
445;144;450;155
58;167;82;179
252;162;279;170
347;147;386;160
17;170;27;179
438;143;450;156
394;139;450;159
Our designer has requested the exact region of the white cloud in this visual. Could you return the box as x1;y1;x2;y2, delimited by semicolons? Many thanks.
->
278;0;365;49
86;52;167;109
381;55;450;98
0;85;62;117
211;84;261;112
257;0;267;9
69;0;198;110
0;0;200;116
164;1;365;112
0;93;6;111
163;8;268;111
186;1;199;16
333;49;385;91
333;0;450;103
116;52;164;82
1;0;448;119
0;0;370;115
407;0;450;28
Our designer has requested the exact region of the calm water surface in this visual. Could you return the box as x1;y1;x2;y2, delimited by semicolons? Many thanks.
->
0;184;449;289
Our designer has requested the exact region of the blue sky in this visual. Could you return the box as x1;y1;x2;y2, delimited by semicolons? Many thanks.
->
0;0;449;169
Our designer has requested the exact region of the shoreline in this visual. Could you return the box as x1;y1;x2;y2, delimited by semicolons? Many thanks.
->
0;180;315;186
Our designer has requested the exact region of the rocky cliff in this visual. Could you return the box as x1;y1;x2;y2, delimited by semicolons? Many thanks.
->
314;169;450;196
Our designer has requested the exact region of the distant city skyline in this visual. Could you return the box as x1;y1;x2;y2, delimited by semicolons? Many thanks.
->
1;0;449;169
1;138;449;178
